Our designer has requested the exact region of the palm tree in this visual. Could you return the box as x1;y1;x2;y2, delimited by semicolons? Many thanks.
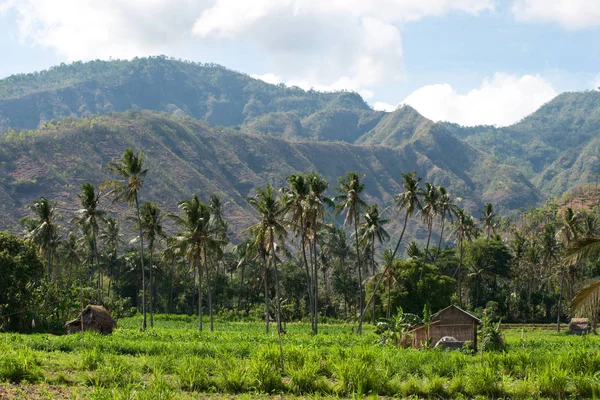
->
359;204;389;322
481;203;496;241
59;232;81;281
99;216;124;297
334;172;367;327
22;197;59;278
358;171;422;334
434;186;459;260
244;184;287;371
231;238;257;316
282;174;316;331
102;148;149;329
565;237;600;319
73;183;106;304
306;172;333;334
453;207;476;306
172;194;213;331
137;202;167;328
420;182;439;255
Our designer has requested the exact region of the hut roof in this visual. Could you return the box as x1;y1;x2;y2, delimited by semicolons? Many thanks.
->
65;305;116;334
570;318;589;324
431;305;481;323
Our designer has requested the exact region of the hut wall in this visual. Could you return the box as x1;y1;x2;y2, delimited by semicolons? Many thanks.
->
411;306;478;348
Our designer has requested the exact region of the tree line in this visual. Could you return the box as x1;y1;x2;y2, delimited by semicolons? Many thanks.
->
2;148;599;334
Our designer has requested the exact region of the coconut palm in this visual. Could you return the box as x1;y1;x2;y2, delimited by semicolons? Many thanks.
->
73;183;106;304
99;216;124;297
334;172;367;328
137;202;168;328
306;172;333;334
244;183;287;371
22;197;59;278
102;148;149;329
59;232;82;281
481;203;497;241
358;171;422;334
565;237;600;317
434;186;459;260
281;174;315;331
231;238;257;316
359;204;389;322
172;194;213;331
420;182;439;255
452;207;476;306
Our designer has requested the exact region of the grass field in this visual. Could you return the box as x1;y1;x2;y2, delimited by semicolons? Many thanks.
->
1;315;599;399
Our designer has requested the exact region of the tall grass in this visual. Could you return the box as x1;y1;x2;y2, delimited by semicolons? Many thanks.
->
0;316;599;398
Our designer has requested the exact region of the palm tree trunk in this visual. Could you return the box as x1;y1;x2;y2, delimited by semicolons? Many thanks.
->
271;235;285;372
372;238;376;324
93;229;101;305
425;217;433;253
262;251;270;333
313;237;319;335
354;205;363;332
149;245;154;328
387;276;391;319
435;216;446;260
135;195;147;331
237;263;245;315
205;247;214;332
557;266;565;332
198;256;203;331
458;238;464;307
300;220;315;333
169;259;175;314
358;209;410;334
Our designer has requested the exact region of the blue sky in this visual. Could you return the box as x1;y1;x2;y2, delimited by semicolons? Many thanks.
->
1;0;599;126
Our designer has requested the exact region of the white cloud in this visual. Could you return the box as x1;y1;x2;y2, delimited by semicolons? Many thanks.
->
512;0;600;29
1;0;494;100
401;73;557;126
593;73;600;90
250;73;283;85
373;102;397;112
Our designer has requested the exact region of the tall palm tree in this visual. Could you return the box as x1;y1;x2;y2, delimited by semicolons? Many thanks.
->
22;197;59;278
306;172;333;334
172;194;213;331
420;182;439;255
565;237;600;317
244;184;287;371
453;207;476;306
481;203;497;241
59;232;81;281
359;204;390;322
358;171;422;334
102;148;149;329
231;238;257;316
138;202;167;328
334;172;367;327
73;183;106;304
434;186;459;260
99;216;123;297
282;174;315;332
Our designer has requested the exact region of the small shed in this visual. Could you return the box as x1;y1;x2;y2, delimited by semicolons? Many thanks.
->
569;318;590;335
410;305;480;349
65;305;117;335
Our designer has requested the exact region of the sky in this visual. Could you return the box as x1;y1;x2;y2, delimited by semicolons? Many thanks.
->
0;0;599;127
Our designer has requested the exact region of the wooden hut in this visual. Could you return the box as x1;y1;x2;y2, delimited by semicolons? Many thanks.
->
65;305;116;335
569;318;590;335
410;305;480;349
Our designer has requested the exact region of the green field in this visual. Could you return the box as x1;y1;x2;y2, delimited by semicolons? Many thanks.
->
1;316;599;399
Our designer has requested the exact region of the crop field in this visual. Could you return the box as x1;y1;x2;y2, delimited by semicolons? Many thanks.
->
1;316;599;399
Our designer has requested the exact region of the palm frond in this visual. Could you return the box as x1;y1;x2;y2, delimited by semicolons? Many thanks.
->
571;279;600;317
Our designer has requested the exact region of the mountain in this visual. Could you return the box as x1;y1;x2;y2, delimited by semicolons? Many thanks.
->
5;56;598;234
0;111;540;236
447;91;600;198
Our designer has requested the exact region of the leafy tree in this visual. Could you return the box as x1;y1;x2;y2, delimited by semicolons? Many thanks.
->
102;148;149;329
0;232;44;331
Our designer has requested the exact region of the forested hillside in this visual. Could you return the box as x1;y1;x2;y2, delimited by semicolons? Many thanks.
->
0;111;538;235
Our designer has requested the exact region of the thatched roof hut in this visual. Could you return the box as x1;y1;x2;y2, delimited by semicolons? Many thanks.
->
569;318;590;335
65;305;116;335
410;305;480;349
